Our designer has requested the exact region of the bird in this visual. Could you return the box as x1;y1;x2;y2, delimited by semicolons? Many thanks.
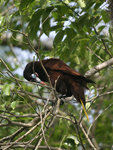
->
23;58;95;106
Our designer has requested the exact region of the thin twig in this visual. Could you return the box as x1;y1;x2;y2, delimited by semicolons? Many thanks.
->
1;4;16;16
93;26;112;58
80;122;97;150
86;46;104;62
85;57;113;78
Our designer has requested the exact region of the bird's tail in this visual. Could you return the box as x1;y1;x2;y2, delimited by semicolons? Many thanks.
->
85;78;95;84
71;82;86;106
71;82;90;121
74;76;95;84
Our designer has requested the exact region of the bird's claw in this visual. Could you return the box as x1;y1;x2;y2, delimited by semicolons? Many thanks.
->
60;99;64;105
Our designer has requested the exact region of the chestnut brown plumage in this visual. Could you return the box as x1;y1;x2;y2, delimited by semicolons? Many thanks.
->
23;58;95;106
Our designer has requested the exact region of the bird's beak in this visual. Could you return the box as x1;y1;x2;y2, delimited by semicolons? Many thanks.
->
30;73;47;86
40;81;47;85
35;77;47;86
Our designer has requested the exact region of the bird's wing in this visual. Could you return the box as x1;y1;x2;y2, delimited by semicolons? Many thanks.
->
43;59;82;77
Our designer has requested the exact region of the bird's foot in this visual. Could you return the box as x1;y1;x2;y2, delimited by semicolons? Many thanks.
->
60;99;64;105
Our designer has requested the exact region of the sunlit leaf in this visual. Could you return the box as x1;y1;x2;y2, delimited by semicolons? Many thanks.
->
77;0;86;8
2;84;11;96
11;101;17;109
67;135;79;145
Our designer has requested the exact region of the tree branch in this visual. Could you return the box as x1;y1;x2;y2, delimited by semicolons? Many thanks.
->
85;58;113;78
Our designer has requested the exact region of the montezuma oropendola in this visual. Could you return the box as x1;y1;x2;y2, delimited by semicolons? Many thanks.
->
23;58;95;106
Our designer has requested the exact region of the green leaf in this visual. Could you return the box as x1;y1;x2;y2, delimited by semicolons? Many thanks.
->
85;102;91;111
0;27;7;33
0;15;6;27
30;9;44;27
98;25;106;32
28;9;44;40
57;6;67;16
1;102;7;108
87;35;97;46
65;28;77;48
77;0;86;8
40;0;46;7
43;18;50;36
4;0;10;6
101;10;110;24
42;8;53;23
86;17;95;31
19;0;35;11
76;56;80;65
53;30;65;47
109;28;113;41
2;84;11;96
70;42;80;56
49;24;63;32
94;16;101;26
73;13;88;30
42;8;52;36
52;11;59;20
11;101;17;109
94;1;103;10
71;22;85;35
60;45;71;61
67;135;79;145
83;0;95;11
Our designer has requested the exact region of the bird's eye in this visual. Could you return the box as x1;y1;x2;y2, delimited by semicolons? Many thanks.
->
31;73;39;78
31;74;36;78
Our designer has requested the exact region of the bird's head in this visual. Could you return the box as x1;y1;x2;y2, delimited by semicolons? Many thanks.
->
24;72;47;86
23;62;47;86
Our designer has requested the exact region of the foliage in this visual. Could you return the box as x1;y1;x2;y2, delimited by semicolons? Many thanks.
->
0;0;113;149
